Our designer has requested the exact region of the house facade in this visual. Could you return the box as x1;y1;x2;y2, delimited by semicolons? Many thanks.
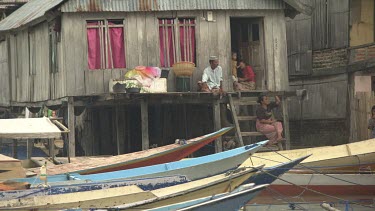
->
286;0;375;146
0;0;307;156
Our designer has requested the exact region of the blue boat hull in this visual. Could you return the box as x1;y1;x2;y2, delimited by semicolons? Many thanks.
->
12;141;268;186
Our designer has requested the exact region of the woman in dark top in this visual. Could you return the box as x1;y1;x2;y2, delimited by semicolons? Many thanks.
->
256;94;285;145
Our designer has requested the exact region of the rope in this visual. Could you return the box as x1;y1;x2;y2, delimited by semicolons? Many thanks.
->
265;186;308;210
242;166;374;209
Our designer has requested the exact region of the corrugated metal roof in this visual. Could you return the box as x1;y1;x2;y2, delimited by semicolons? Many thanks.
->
60;0;286;12
0;0;64;31
0;0;289;31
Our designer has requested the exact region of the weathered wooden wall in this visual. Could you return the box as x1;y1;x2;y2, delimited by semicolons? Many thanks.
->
0;40;10;106
6;9;289;104
60;10;288;98
7;22;65;103
289;73;348;120
312;0;349;50
350;91;374;142
286;13;312;76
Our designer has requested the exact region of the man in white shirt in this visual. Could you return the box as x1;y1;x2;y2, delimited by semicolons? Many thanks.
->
198;56;224;94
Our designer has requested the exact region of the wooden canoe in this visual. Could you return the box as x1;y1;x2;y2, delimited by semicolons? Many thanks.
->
116;166;262;210
148;184;268;211
0;175;189;201
1;166;260;210
11;140;267;187
247;138;375;174
28;127;233;176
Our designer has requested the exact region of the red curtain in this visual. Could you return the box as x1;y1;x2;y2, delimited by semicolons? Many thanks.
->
159;19;175;67
87;21;125;70
179;19;195;63
108;22;126;68
87;22;101;70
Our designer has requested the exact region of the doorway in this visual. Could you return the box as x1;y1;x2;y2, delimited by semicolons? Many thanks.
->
230;18;265;90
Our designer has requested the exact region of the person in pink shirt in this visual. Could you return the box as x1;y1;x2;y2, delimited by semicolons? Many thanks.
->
233;60;256;91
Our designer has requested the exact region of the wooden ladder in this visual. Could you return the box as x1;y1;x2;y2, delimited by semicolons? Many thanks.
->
228;94;283;151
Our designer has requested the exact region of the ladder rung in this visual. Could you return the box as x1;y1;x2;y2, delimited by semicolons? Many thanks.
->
241;132;264;137
237;116;257;121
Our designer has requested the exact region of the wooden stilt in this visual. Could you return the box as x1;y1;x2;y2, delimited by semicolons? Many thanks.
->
141;99;149;150
115;105;120;155
49;139;55;159
68;97;75;157
282;96;291;150
213;101;222;153
12;140;17;159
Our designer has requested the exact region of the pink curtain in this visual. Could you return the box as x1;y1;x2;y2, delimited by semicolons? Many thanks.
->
108;22;126;68
87;22;101;70
179;19;195;63
159;19;175;67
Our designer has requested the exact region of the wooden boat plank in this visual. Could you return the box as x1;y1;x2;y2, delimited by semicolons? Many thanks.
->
248;139;375;173
0;185;156;209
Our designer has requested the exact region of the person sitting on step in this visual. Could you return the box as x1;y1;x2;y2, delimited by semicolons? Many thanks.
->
256;94;285;146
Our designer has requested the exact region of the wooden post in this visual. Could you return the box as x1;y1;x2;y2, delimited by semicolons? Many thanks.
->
141;99;149;150
12;140;17;159
213;101;222;152
26;139;33;159
282;96;291;150
48;139;55;159
68;97;76;157
115;105;120;155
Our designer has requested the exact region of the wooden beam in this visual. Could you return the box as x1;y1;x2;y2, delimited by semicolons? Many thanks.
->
283;0;313;15
141;99;149;150
282;97;291;150
212;101;222;153
68;97;75;157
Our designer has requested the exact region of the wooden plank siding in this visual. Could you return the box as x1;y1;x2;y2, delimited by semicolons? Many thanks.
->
0;40;10;106
286;13;312;76
288;74;348;120
6;9;289;104
312;0;349;50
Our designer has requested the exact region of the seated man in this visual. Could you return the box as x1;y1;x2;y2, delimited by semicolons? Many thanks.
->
198;56;223;94
233;60;256;91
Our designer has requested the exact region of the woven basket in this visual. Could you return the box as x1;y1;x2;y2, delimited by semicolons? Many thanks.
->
172;62;195;76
